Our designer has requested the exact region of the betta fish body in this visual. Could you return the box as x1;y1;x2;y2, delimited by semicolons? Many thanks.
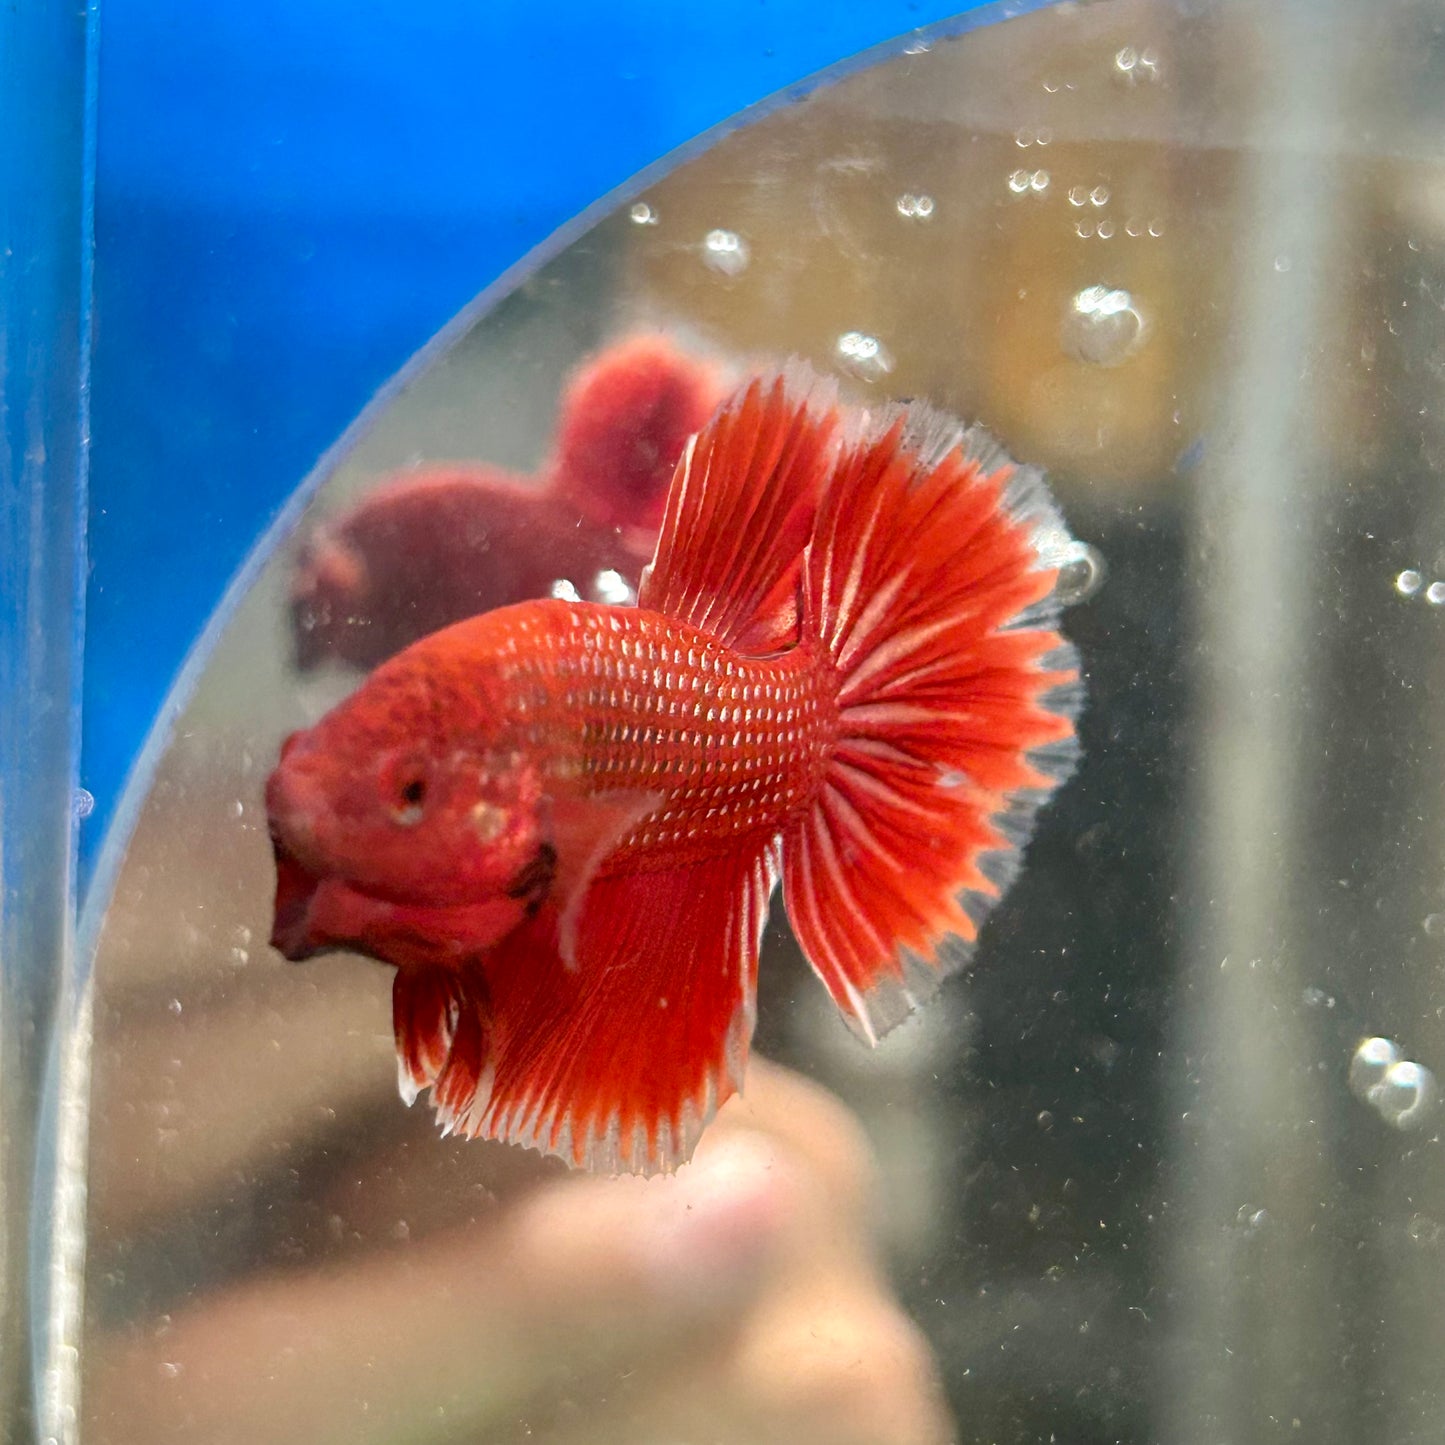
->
268;366;1082;1173
289;334;723;671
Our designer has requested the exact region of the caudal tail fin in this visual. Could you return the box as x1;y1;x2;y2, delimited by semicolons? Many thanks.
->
782;402;1083;1044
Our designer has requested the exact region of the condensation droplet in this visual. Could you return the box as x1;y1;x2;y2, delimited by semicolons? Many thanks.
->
1050;541;1108;605
1037;1110;1055;1129
896;192;935;219
1369;1059;1435;1129
72;787;94;820
1273;255;1292;273
1096;218;1115;240
1090;185;1110;207
1349;1036;1400;1099
835;330;894;382
549;578;582;603
1424;913;1445;937
1030;169;1050;193
1062;285;1147;367
1075;219;1096;239
629;202;658;226
158;1362;182;1381
1396;568;1423;596
1234;1204;1269;1232
702;229;749;277
1148;219;1165;238
1068;185;1089;207
1008;169;1031;193
1426;580;1445;605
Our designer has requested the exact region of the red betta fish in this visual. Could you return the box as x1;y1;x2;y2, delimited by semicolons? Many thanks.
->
290;334;723;671
267;364;1083;1174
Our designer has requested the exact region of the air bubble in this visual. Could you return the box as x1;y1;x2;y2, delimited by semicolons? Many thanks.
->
1370;1059;1435;1129
1050;542;1107;605
1234;1204;1269;1232
1062;285;1147;367
1349;1036;1400;1098
1302;985;1336;1009
1408;1214;1441;1246
896;192;935;219
1427;581;1445;605
72;787;94;820
1030;170;1050;193
1096;219;1115;240
1424;913;1445;937
1090;185;1110;207
702;229;749;277
903;38;932;55
1396;569;1423;596
835;331;894;383
1273;255;1292;273
1008;169;1031;194
549;578;582;603
167;998;183;1017
593;569;635;606
230;799;245;819
629;202;658;226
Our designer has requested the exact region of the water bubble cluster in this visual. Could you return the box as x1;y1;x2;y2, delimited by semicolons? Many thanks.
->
1349;1036;1436;1130
1068;185;1111;209
1061;286;1148;367
1007;168;1050;195
835;330;894;383
702;229;749;277
895;192;935;220
1393;567;1445;602
1113;45;1161;85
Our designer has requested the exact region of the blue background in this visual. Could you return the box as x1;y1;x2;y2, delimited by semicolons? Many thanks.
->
85;0;995;885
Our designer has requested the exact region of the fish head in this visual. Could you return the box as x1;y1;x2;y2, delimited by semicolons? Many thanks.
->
265;654;552;967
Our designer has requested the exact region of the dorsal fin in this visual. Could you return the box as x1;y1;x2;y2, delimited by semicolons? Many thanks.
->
638;366;839;656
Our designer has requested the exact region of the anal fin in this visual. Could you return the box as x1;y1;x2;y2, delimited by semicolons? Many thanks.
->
463;838;781;1174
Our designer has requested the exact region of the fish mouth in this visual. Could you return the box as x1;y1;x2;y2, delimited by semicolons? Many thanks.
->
269;838;346;961
269;835;539;970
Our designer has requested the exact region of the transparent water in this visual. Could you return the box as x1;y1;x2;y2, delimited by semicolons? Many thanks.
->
54;0;1445;1441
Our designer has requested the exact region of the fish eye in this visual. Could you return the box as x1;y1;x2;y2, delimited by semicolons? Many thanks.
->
390;774;428;826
